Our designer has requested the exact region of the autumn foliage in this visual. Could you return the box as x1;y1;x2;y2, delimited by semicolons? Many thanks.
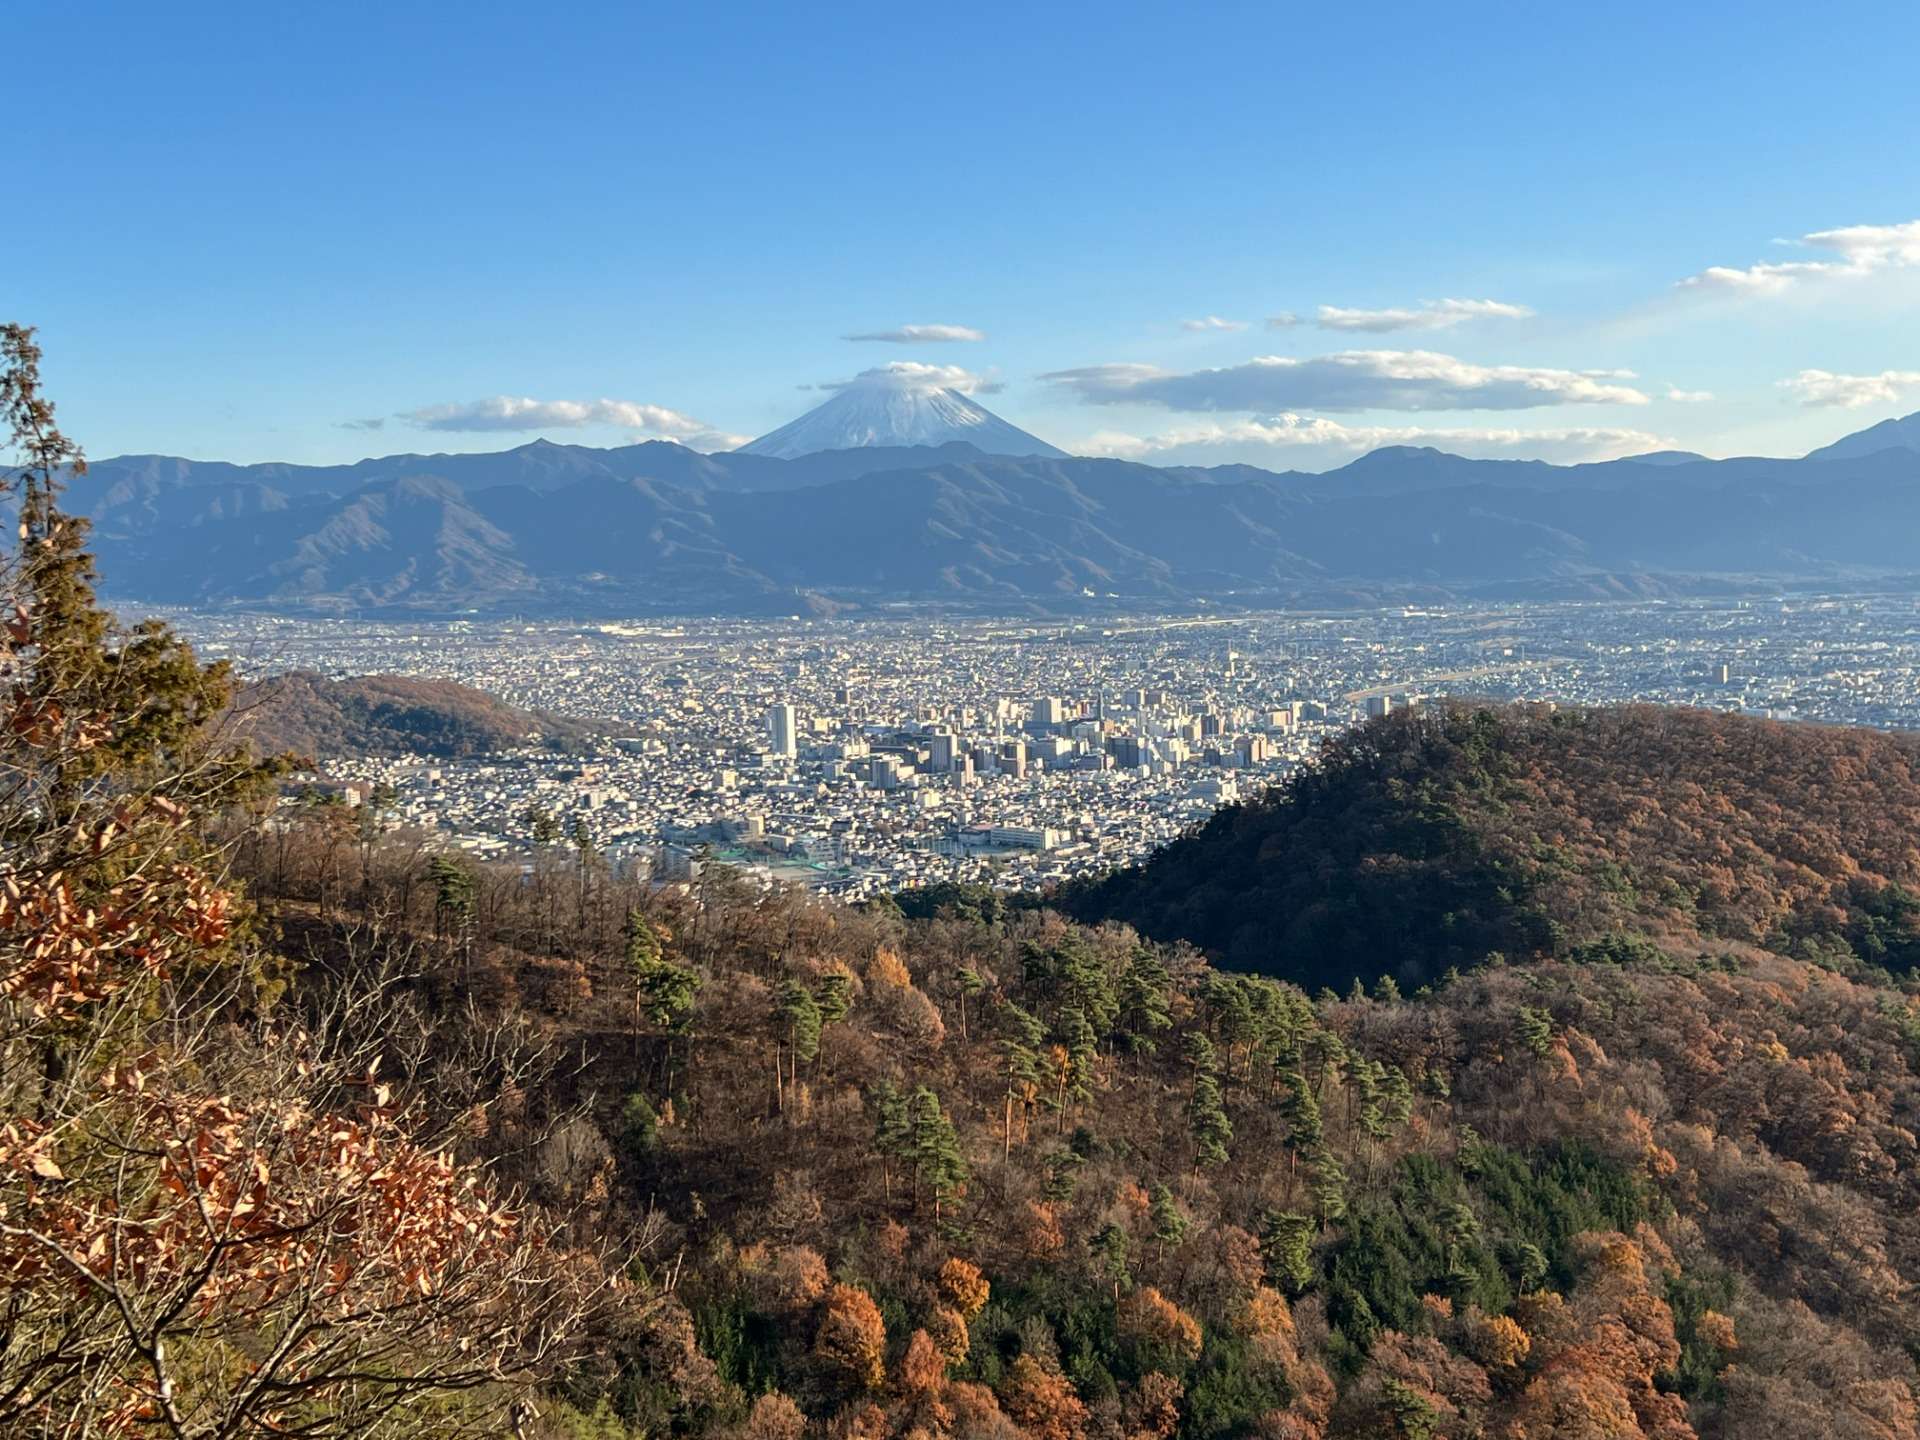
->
1070;700;1920;992
0;325;600;1438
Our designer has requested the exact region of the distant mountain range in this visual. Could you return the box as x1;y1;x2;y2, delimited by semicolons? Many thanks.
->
1804;410;1920;463
48;405;1920;616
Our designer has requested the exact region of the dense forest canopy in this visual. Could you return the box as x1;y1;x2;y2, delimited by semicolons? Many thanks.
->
5;324;1920;1440
1065;701;1920;994
236;761;1920;1440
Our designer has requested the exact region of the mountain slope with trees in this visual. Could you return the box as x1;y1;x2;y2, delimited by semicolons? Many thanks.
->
231;668;615;760
239;757;1920;1440
1065;702;1920;994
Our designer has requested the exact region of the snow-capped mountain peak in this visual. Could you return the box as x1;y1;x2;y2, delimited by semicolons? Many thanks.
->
738;365;1065;459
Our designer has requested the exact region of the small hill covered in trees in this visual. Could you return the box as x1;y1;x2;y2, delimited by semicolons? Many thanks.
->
1065;703;1920;994
231;668;613;759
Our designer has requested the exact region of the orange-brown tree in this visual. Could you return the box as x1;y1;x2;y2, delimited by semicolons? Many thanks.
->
0;325;603;1438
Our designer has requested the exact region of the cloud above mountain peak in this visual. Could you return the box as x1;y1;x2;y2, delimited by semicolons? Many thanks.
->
823;361;1003;396
1078;414;1668;465
1780;368;1920;409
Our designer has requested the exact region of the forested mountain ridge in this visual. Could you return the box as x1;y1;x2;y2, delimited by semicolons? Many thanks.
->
235;750;1920;1440
1064;703;1920;993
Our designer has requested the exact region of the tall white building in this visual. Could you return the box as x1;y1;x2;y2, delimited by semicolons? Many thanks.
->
768;703;797;758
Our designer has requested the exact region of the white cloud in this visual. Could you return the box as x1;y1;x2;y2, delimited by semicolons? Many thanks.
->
1677;219;1920;295
1778;368;1920;409
1678;261;1832;296
1314;297;1534;332
1040;349;1649;413
1181;315;1248;332
822;360;1003;396
1266;312;1302;329
1666;387;1714;404
1807;221;1920;267
843;323;986;343
398;396;747;450
1078;414;1669;466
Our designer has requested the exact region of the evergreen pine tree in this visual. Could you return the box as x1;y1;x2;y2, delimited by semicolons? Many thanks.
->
908;1086;968;1221
1515;1006;1555;1059
866;1081;914;1202
1382;1064;1415;1131
1308;1148;1349;1224
816;969;854;1025
1059;1005;1098;1125
1149;1183;1189;1258
428;856;477;956
999;1002;1046;1158
1182;1029;1218;1075
1092;1222;1132;1298
1276;1065;1323;1191
778;979;823;1107
955;965;986;1040
1117;946;1174;1055
1188;1072;1233;1167
523;804;560;846
1259;1210;1317;1295
1043;1148;1084;1204
2;324;265;825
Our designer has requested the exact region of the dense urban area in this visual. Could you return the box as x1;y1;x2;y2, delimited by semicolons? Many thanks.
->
175;593;1920;898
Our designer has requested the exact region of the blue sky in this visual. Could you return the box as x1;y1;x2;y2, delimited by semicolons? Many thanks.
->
13;1;1920;469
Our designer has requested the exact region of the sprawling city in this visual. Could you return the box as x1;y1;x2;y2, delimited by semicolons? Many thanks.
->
182;593;1920;897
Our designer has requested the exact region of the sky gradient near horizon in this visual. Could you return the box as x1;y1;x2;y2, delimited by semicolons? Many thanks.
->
14;1;1920;471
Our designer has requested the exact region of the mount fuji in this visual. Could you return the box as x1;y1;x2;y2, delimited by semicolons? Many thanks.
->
739;366;1066;459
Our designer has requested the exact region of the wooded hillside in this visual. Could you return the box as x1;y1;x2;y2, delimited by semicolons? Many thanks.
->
1065;703;1920;994
231;668;613;760
233;794;1920;1440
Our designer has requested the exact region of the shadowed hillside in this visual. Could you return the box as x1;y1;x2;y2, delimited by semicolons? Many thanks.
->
231;668;614;759
1064;704;1920;994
